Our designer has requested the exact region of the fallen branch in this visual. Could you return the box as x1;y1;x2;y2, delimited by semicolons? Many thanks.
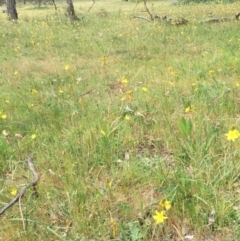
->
131;1;239;26
0;156;39;216
163;16;189;25
132;15;151;22
132;14;188;25
200;13;240;23
132;1;188;25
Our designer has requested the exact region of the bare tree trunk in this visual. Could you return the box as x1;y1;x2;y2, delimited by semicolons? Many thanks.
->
52;0;57;10
38;0;42;8
6;0;18;20
66;0;78;20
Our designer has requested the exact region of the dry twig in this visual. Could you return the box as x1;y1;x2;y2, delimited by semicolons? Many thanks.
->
143;0;153;21
87;0;96;13
132;15;151;22
0;157;39;216
132;0;140;15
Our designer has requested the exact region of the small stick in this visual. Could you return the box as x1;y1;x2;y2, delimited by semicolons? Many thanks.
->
132;0;140;15
132;15;151;22
87;0;95;13
0;157;39;216
143;0;153;21
79;89;94;97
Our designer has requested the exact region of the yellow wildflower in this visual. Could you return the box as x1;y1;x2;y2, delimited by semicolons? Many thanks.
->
100;129;106;136
121;96;126;101
31;134;37;139
167;67;173;73
101;56;107;66
111;220;118;238
14;71;18;75
59;89;64;94
141;87;148;92
153;210;168;224
10;188;17;196
31;89;38;95
1;114;7;120
124;115;131;121
185;105;195;113
159;200;171;211
64;64;70;71
121;77;128;84
107;181;112;188
225;129;240;142
209;70;215;75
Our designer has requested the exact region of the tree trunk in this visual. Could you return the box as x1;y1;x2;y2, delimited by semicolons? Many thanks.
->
52;0;57;11
6;0;18;20
66;0;78;20
38;0;42;8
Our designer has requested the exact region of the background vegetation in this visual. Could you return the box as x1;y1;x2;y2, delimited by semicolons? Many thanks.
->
0;0;240;240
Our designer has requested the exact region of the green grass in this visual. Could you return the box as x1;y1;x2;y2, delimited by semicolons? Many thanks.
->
1;0;240;240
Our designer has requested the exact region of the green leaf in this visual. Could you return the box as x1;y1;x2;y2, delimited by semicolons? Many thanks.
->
179;117;193;136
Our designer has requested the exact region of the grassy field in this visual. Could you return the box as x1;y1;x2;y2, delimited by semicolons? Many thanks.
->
1;0;240;240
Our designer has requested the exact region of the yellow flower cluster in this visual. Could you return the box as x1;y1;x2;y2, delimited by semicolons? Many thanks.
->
153;199;171;224
167;66;177;77
121;89;133;102
101;55;107;66
185;104;196;113
121;77;128;84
